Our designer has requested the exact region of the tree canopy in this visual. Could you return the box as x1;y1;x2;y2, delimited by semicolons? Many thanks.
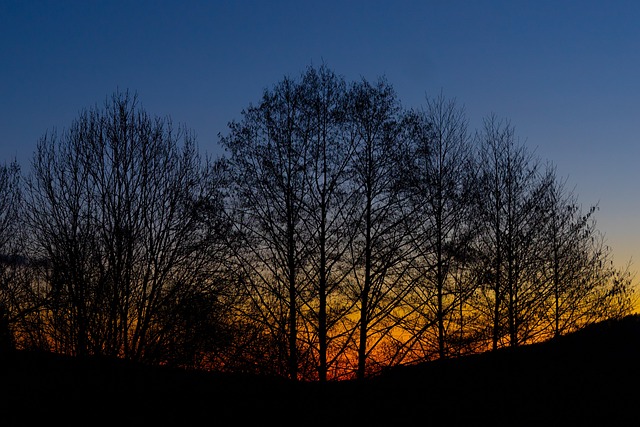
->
0;66;634;381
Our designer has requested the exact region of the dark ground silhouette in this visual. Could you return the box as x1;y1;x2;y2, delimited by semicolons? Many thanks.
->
2;315;639;426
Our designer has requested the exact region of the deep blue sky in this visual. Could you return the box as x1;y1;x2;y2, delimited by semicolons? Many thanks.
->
2;0;639;274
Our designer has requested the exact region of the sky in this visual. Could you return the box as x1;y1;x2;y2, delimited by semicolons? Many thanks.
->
1;0;639;277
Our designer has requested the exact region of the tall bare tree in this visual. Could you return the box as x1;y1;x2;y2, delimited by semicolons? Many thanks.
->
24;90;219;363
220;75;311;380
0;160;22;353
402;94;477;359
539;165;634;337
344;77;414;378
297;65;357;381
473;114;547;349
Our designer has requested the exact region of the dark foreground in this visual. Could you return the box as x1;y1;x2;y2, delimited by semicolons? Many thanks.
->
2;315;640;426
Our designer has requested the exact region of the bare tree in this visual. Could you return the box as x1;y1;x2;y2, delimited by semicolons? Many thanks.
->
470;116;633;351
473;114;547;349
401;93;477;360
220;75;311;380
296;65;357;381
0;160;22;354
343;77;414;378
24;90;219;363
539;165;634;337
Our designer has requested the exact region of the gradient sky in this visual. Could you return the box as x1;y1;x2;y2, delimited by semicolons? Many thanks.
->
1;0;639;276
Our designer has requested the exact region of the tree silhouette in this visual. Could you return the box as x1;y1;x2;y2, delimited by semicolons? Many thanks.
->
0;66;633;380
24;90;222;363
401;93;477;360
540;165;633;336
473;114;548;349
220;74;311;379
345;76;412;378
297;65;356;381
0;161;21;355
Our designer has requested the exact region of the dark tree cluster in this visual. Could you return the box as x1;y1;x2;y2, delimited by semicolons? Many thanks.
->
0;66;634;381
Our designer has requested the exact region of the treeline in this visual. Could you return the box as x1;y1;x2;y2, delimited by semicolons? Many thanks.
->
0;65;634;381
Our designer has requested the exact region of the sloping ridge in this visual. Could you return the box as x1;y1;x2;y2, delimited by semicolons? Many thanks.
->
344;314;640;425
2;315;639;426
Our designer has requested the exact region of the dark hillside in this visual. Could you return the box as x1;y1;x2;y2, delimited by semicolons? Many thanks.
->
2;315;640;426
344;314;640;425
